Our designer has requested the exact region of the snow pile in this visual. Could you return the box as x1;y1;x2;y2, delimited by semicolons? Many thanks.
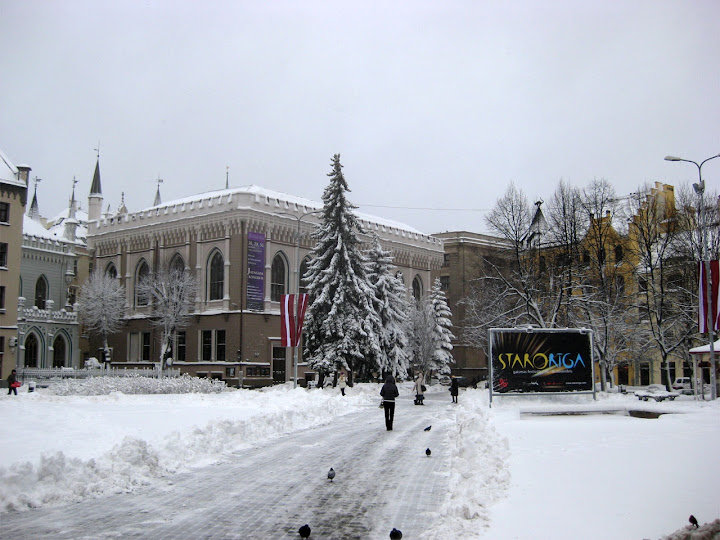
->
421;390;511;539
661;519;720;540
0;385;376;513
44;374;225;395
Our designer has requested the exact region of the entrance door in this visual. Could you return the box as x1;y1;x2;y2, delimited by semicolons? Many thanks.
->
272;346;286;383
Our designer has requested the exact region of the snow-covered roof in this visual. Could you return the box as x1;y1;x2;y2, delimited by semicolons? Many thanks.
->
689;339;720;354
0;148;25;188
23;214;87;245
144;184;426;235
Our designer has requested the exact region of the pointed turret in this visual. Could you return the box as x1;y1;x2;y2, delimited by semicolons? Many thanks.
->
27;178;41;221
88;158;103;222
153;183;162;206
64;180;79;242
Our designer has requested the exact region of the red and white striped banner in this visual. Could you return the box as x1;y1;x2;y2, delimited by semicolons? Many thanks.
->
698;261;720;333
281;294;309;347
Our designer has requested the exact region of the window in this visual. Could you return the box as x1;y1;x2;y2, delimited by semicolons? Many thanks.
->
216;330;225;362
24;333;39;367
135;260;150;306
0;202;9;223
412;276;423;301
443;253;450;267
0;242;7;267
0;336;4;366
0;286;4;310
129;332;152;361
176;331;186;361
53;336;66;368
246;366;270;377
202;330;213;361
271;253;287;301
35;276;48;309
440;276;450;291
615;245;624;263
200;329;226;361
208;251;224;301
105;263;118;279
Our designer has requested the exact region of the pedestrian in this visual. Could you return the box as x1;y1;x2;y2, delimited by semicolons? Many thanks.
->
380;375;400;430
450;376;459;403
7;369;19;396
338;371;347;396
414;371;425;405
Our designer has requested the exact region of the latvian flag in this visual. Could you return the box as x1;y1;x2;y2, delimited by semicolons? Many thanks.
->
281;294;309;347
698;261;720;333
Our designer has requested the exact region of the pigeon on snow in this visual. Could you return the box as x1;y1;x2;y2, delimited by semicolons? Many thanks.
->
327;467;336;482
424;426;431;431
425;448;432;457
299;524;311;538
689;515;699;528
389;527;403;539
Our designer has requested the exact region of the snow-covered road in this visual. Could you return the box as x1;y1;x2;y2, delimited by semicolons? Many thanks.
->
1;392;458;539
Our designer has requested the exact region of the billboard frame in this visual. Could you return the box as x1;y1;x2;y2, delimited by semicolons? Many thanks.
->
488;327;596;406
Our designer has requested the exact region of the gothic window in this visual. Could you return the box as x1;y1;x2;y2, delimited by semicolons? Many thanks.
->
105;263;118;279
208;251;224;301
53;335;66;368
135;259;150;306
169;254;185;275
412;275;423;301
271;252;288;302
24;333;39;368
35;275;48;309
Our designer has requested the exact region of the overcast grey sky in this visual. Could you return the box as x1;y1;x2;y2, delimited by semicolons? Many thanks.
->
1;0;718;234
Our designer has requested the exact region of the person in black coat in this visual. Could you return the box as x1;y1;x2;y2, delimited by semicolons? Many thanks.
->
380;375;400;430
7;369;18;396
450;376;459;403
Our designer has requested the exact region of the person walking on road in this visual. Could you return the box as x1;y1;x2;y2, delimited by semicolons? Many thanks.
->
7;369;19;396
450;376;459;404
414;371;425;405
338;371;347;396
380;375;400;430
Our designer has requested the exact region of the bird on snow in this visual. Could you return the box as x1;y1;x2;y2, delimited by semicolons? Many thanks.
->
425;448;431;457
299;524;311;538
689;515;699;528
327;467;335;482
389;527;403;539
424;426;431;431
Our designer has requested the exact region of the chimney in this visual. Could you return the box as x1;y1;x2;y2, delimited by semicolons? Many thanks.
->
16;165;31;184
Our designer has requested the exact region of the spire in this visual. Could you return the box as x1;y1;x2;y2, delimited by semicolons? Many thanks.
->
153;176;163;206
117;192;128;215
64;177;79;242
27;176;41;221
89;158;102;195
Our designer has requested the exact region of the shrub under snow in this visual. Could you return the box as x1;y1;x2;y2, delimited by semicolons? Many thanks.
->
44;374;225;396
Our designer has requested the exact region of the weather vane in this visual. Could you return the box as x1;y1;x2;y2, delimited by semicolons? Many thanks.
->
156;175;163;187
94;141;100;159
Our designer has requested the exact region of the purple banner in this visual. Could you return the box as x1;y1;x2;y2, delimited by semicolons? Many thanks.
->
247;232;265;311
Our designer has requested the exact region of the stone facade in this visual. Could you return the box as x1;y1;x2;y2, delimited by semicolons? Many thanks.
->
88;185;444;387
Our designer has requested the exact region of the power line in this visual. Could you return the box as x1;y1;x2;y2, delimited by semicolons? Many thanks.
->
357;204;492;212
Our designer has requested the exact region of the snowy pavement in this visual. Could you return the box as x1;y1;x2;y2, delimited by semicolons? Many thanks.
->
0;391;457;539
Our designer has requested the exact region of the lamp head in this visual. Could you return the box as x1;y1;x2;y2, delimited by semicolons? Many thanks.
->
664;156;682;162
693;181;705;195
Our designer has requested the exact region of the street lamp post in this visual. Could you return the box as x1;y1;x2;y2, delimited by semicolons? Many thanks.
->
276;209;322;388
665;153;720;400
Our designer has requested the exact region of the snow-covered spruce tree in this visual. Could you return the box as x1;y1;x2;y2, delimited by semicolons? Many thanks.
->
78;270;126;363
365;233;410;380
428;278;455;374
303;154;382;386
136;260;197;371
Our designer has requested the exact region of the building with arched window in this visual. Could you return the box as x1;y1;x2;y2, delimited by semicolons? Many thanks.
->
88;185;444;387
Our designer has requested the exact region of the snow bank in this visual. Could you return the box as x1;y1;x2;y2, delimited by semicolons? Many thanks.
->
0;383;378;513
44;374;225;395
421;390;511;539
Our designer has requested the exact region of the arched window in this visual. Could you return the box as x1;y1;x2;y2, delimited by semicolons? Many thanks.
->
271;252;288;302
135;259;150;306
615;245;624;263
412;275;423;301
105;263;118;279
582;250;590;266
615;275;626;297
24;333;39;368
35;276;48;309
299;257;310;295
53;335;66;368
169;254;185;275
208;251;224;301
539;256;547;274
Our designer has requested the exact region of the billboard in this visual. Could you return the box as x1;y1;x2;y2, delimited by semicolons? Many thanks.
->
489;328;594;395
